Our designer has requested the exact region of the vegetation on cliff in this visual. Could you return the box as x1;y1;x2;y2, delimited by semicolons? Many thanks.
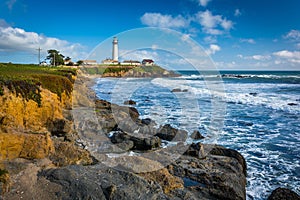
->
80;64;178;77
0;63;77;105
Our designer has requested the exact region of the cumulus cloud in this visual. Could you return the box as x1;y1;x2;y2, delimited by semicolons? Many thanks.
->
252;55;271;61
240;38;256;44
140;13;189;28
237;54;271;61
273;50;300;64
205;44;221;55
195;10;233;35
283;30;300;41
234;9;241;17
0;19;86;61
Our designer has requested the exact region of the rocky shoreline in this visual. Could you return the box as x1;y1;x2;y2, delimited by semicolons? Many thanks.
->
1;70;299;199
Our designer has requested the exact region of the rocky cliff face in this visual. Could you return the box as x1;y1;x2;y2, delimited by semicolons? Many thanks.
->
1;71;249;200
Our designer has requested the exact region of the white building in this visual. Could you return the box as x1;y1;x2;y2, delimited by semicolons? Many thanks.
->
142;59;155;66
112;37;118;62
121;60;141;66
82;60;98;65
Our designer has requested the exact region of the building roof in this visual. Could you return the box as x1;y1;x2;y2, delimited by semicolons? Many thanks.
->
142;59;154;63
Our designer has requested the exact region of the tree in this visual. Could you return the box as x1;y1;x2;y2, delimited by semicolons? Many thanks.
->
46;49;65;66
76;60;84;66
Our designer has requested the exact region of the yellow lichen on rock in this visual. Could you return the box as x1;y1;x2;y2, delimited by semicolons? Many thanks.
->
0;132;54;160
0;88;67;133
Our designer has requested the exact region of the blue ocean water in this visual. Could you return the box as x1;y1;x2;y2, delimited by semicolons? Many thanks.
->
93;71;300;199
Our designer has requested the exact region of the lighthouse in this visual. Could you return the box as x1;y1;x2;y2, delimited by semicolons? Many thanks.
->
112;37;118;61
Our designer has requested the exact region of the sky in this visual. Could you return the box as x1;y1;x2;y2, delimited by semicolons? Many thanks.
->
0;0;300;70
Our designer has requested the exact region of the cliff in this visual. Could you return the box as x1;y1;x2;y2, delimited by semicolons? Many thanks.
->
1;64;247;200
0;64;94;196
81;65;180;77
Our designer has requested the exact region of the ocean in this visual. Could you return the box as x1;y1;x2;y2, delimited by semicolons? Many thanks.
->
93;70;300;200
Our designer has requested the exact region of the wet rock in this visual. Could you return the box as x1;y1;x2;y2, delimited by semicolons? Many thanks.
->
210;145;247;176
110;131;161;151
190;130;205;140
184;143;206;159
155;124;187;141
267;187;300;200
170;144;247;200
171;88;188;92
287;103;298;106
249;92;258;96
238;121;254;126
141;118;153;125
124;100;136;105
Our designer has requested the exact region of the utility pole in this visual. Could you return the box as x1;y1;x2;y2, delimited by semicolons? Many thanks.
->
53;53;55;66
36;47;42;65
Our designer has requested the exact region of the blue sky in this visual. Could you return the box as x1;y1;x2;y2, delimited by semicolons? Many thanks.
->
0;0;300;70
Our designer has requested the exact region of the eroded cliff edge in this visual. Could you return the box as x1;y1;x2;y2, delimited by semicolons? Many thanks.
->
0;65;247;200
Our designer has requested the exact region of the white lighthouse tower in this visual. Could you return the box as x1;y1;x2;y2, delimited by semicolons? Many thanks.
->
112;37;118;61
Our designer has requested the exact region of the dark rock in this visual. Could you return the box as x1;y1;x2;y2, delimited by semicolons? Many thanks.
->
288;103;298;106
110;131;161;151
184;143;205;158
124;100;136;105
249;92;258;96
39;164;168;200
210;145;247;176
170;144;247;200
190;130;205;140
171;88;182;92
48;119;71;137
171;88;188;92
155;124;187;142
238;121;254;126
116;140;134;151
267;187;300;200
141;118;153;125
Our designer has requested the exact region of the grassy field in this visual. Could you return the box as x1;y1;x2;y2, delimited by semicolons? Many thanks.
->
0;63;77;106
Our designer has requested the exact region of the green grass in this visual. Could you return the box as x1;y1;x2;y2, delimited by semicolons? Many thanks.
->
81;66;106;75
0;63;77;106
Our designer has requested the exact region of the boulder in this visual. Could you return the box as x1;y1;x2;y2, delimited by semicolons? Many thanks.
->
155;124;187;141
169;144;247;200
268;187;300;200
47;118;71;137
210;145;247;176
38;164;168;200
124;100;136;105
190;130;205;140
110;131;161;151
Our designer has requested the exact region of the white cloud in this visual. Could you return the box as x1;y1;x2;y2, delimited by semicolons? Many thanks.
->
252;55;271;61
205;44;221;55
140;13;189;29
195;10;233;35
6;0;17;11
204;36;217;43
198;0;211;7
240;38;256;44
283;30;300;41
0;20;86;61
234;9;241;17
273;50;300;64
237;54;271;61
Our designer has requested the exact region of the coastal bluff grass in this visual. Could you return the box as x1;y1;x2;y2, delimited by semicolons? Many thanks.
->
81;64;179;77
0;63;76;105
